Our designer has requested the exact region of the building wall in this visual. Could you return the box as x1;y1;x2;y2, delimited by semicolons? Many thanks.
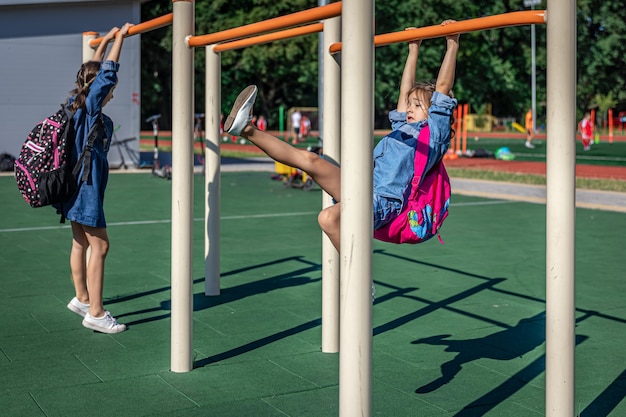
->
0;0;141;166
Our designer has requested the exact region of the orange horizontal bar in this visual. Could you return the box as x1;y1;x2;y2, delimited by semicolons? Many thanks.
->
188;2;340;48
89;13;173;47
329;10;546;53
213;23;323;53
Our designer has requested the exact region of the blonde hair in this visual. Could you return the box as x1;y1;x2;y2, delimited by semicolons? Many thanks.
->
407;81;456;139
66;61;101;112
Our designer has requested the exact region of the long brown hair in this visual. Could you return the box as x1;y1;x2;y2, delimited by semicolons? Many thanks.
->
407;81;456;140
66;61;101;112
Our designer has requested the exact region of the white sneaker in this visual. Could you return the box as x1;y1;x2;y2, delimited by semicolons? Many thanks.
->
525;141;535;149
82;311;127;334
67;297;90;318
224;85;257;136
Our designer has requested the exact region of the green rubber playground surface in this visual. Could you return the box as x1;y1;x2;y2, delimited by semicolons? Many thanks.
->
1;170;625;416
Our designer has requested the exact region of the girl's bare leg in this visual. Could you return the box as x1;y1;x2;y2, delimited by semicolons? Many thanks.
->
240;124;341;202
81;225;110;318
70;222;90;304
318;204;341;250
226;86;342;249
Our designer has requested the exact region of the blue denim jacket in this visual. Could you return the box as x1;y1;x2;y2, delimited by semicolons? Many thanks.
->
57;60;118;227
372;91;457;229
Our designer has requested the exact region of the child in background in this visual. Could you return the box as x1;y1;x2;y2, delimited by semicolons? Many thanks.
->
256;115;267;131
579;111;593;151
224;20;460;251
525;108;535;148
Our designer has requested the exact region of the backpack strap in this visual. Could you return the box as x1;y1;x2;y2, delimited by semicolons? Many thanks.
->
72;114;105;182
410;125;432;193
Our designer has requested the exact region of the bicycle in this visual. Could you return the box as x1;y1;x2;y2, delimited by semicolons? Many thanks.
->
109;125;144;169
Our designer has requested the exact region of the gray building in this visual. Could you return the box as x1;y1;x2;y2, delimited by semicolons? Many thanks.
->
0;0;142;167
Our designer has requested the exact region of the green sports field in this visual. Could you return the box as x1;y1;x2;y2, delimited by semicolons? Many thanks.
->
1;171;625;416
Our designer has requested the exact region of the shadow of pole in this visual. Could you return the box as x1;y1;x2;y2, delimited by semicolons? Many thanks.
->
115;256;321;327
194;318;322;368
451;335;588;416
581;367;626;417
375;249;626;326
413;312;546;394
374;278;507;336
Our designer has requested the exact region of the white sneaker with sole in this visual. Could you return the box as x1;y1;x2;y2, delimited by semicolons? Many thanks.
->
224;85;257;136
82;311;127;334
67;297;90;318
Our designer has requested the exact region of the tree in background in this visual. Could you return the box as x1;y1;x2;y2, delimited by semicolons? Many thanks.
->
141;0;173;131
141;0;319;131
373;0;546;126
140;0;623;131
576;0;626;119
590;92;618;129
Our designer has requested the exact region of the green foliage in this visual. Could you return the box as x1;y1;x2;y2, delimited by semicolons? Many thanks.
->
140;0;173;130
590;92;619;126
577;0;626;115
139;0;625;130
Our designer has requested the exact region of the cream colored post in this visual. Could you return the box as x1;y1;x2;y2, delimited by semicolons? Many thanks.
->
321;16;341;354
205;45;221;296
171;0;195;373
82;32;97;62
339;0;373;415
545;2;576;416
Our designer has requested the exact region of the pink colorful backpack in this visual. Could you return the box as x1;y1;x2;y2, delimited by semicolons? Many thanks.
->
373;125;451;244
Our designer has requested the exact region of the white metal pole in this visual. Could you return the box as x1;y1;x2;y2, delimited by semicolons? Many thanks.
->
82;32;97;63
171;0;195;373
545;1;576;415
321;15;341;354
317;0;329;146
339;0;373;415
205;45;221;296
524;0;540;133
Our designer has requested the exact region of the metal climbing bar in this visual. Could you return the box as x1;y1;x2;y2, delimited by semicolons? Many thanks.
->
213;23;324;53
88;13;173;47
187;2;341;48
329;10;546;53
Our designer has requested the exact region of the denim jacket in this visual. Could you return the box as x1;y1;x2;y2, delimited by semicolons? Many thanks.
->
57;60;118;228
372;91;457;229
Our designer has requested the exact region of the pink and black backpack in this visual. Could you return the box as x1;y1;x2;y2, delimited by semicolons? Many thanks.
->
14;104;101;215
14;106;77;208
373;125;451;244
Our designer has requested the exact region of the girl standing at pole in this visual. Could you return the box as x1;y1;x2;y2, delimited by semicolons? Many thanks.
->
224;20;460;251
60;23;133;333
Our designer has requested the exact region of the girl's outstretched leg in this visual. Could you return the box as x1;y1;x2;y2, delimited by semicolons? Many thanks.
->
225;86;341;201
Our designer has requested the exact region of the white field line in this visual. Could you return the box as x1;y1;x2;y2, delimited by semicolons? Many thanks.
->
0;200;514;234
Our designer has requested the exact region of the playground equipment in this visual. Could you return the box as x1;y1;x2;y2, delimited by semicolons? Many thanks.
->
272;146;321;191
273;162;316;190
512;121;527;133
85;3;576;416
